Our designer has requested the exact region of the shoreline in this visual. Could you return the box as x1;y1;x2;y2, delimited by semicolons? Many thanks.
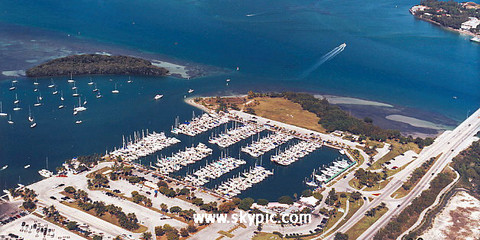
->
189;94;456;138
410;5;480;39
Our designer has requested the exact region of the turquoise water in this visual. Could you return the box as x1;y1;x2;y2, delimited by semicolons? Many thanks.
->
0;0;478;193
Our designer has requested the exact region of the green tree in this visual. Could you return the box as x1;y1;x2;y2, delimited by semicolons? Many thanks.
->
238;198;255;211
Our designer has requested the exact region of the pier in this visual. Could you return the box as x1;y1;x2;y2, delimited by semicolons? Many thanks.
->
155;143;213;174
216;166;274;197
208;123;264;148
241;132;294;158
184;157;246;186
270;141;322;166
109;131;180;161
171;113;229;136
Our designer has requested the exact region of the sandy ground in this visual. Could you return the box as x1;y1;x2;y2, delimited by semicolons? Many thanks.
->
151;60;190;79
314;95;393;108
386;114;450;131
420;191;480;240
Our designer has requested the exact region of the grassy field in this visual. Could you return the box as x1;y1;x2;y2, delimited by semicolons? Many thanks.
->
369;141;420;170
323;194;348;233
252;232;284;240
251;97;327;133
329;197;365;234
344;207;389;239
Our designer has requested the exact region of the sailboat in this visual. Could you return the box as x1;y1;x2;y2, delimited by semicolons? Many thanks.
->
9;81;16;91
75;120;83;124
34;88;38;92
38;92;43;101
74;97;87;112
0;102;7;116
34;79;39;86
38;157;53;178
127;76;132;83
154;94;164;100
13;94;20;104
112;83;119;94
72;81;77;90
96;91;103;98
88;78;94;85
34;97;42;107
24;165;31;169
188;89;194;93
72;89;80;97
68;73;75;83
12;79;18;84
83;97;87;105
8;115;14;124
58;92;65;109
13;104;21;111
28;107;34;122
52;86;58;95
92;83;99;92
48;79;55;88
30;121;37;128
1;165;8;171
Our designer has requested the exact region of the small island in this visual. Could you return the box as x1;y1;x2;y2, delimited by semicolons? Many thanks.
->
25;54;169;78
410;0;480;41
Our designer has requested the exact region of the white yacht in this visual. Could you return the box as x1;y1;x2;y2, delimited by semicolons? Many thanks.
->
88;78;94;85
112;83;119;94
34;97;42;107
1;165;7;171
75;120;83;124
9;81;16;91
13;104;21;111
13;94;20;105
48;79;55;88
38;169;53;178
188;89;194;93
28;107;34;122
68;73;75;83
30;122;37;128
154;94;163;100
74;97;87;112
34;79;39;85
72;89;80;97
24;165;30;169
0;102;7;116
34;88;38;92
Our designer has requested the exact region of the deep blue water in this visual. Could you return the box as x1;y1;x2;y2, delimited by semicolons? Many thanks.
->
0;0;478;194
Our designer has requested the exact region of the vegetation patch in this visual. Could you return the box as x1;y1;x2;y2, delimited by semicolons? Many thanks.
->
344;205;389;239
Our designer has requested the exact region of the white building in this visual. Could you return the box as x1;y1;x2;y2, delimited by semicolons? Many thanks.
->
461;17;480;30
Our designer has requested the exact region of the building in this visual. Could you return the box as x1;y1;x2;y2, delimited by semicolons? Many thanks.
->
461;17;480;30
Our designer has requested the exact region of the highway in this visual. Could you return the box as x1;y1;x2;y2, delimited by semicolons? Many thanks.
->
325;108;480;240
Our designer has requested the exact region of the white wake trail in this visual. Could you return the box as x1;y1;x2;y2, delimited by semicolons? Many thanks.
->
299;43;346;79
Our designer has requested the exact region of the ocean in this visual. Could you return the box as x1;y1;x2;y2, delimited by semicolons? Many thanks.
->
0;0;478;195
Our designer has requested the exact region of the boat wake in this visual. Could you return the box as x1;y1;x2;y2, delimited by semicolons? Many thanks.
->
299;43;346;79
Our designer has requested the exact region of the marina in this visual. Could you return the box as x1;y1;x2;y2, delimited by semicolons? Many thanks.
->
241;132;294;158
208;123;264;148
154;142;213;174
216;166;274;197
270;140;323;166
109;131;180;161
184;156;246;186
171;113;229;136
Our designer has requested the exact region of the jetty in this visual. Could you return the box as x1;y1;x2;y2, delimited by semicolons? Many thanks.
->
171;113;229;136
184;156;246;186
155;143;213;174
270;141;322;166
241;132;294;158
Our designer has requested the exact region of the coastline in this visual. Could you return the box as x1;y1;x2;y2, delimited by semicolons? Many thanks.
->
410;5;480;39
189;94;457;138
